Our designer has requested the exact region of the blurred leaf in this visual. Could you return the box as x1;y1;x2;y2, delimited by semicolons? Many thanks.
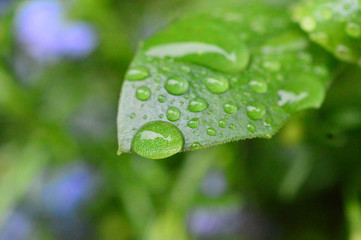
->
292;0;361;65
117;2;335;159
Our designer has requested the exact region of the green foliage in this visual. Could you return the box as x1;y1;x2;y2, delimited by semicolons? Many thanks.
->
293;0;361;64
117;2;336;158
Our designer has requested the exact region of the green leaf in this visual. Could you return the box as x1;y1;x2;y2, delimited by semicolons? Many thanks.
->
292;0;361;65
117;2;335;159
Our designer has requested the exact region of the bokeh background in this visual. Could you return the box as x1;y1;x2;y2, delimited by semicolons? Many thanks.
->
1;0;361;239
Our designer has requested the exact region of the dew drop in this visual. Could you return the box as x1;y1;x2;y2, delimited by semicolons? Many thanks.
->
158;94;166;103
187;118;200;129
165;75;189;95
126;66;150;81
154;75;162;83
136;86;151;101
247;104;266;120
223;101;237;114
143;115;148;120
130;113;136;119
335;45;351;60
249;80;268;93
188;98;209;112
131;121;184;159
190;142;202;150
181;66;191;73
229;124;236;130
219;119;227;128
205;76;229;94
159;114;164;119
300;16;317;32
247;122;256;133
207;127;217;136
166;107;181;122
345;22;361;38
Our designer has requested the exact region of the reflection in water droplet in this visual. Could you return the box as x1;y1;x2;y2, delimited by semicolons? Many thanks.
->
136;86;151;101
187;118;200;128
205;77;229;94
249;80;268;93
126;66;150;81
131;121;184;159
278;90;308;108
223;101;237;114
247;104;266;120
207;127;217;136
247;123;256;133
165;75;189;95
166;107;181;122
188;98;209;112
158;94;166;103
219;119;227;128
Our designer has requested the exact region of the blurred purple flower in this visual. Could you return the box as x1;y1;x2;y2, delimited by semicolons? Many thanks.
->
14;0;98;62
41;162;99;217
201;169;227;198
0;212;34;240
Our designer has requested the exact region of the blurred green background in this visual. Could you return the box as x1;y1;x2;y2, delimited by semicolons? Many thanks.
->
1;0;361;239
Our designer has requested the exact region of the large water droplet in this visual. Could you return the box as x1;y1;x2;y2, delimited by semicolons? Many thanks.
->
223;101;237;114
207;127;216;136
131;121;184;159
126;66;150;81
188;98;209;112
165;75;189;95
247;104;266;120
166;107;181;122
136;86;151;101
187;118;200;128
249;80;268;93
205;77;229;94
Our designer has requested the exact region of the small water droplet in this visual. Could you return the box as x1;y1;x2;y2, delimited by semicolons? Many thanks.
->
187;118;200;129
247;123;256;133
166;107;181;122
130;113;136;119
131;121;184;159
126;66;150;81
136;86;151;101
249;80;268;93
335;45;351;60
205;76;229;94
263;60;281;72
143;115;148;120
165;75;189;95
225;115;230;120
154;75;162;83
219;119;227;128
188;98;209;112
247;104;266;120
159;114;164;119
190;142;202;150
207;110;213;115
223;101;237;114
229;124;236;130
158;94;166;103
300;16;317;32
207;127;217;136
345;22;361;38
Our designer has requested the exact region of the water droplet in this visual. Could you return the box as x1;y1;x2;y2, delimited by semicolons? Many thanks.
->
205;77;229;94
158;94;166;103
154;75;162;83
190;142;202;150
247;123;256;133
126;66;150;81
136;86;151;101
247;104;266;120
165;75;189;95
207;127;217;136
229;124;236;130
188;98;209;112
225;115;230;120
223;101;237;114
181;66;190;73
345;22;361;38
249;80;268;93
300;16;317;32
166;107;181;122
335;45;351;60
131;121;184;159
130;113;136;119
219;119;227;128
207;110;213;115
187;118;200;128
143;115;148;120
159;114;164;119
263;60;281;72
310;32;329;45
